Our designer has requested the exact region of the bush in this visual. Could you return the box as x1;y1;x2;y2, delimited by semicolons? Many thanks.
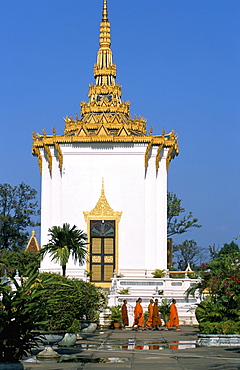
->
195;295;225;323
199;321;240;335
38;272;106;330
218;320;240;334
0;270;61;362
199;321;217;334
187;252;240;334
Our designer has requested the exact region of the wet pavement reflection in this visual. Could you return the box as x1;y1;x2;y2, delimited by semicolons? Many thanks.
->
78;339;197;351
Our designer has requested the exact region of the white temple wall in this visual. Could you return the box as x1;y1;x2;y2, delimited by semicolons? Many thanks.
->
156;147;168;269
144;146;157;271
40;142;168;277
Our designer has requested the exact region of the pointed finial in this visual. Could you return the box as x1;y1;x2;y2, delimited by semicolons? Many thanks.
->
101;178;105;194
102;0;108;22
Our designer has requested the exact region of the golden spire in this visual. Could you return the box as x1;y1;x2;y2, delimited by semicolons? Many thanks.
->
102;0;108;22
60;0;147;136
94;0;116;86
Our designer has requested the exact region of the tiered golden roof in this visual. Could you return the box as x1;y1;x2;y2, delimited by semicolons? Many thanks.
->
32;0;179;173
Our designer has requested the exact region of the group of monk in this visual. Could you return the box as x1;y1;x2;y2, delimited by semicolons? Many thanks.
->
121;298;181;331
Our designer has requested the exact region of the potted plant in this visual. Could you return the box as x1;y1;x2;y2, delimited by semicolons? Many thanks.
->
151;269;166;278
0;269;61;369
118;287;130;294
159;299;171;326
108;305;122;329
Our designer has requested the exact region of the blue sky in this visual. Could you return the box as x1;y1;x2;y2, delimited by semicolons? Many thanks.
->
0;0;239;255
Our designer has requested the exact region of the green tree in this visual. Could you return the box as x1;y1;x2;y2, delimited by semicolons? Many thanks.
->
173;239;204;270
0;248;40;276
208;243;220;259
167;192;201;237
41;223;88;276
208;241;239;259
218;241;239;256
0;183;40;251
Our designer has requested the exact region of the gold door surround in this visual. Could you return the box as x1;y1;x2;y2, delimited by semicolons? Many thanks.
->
83;180;122;287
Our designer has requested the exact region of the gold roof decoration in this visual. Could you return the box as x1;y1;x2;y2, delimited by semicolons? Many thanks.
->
32;0;179;173
83;179;122;222
64;0;146;137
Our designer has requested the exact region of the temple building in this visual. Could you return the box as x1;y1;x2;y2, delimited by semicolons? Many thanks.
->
32;0;179;286
26;230;40;253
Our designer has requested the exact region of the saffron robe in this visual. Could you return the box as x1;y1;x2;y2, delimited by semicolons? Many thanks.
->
152;302;162;327
145;303;153;328
167;303;179;328
121;303;129;326
134;302;144;327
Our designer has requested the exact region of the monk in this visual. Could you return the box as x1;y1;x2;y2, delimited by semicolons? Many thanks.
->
132;299;139;330
166;299;181;331
121;299;129;330
134;297;144;331
145;299;154;329
152;299;162;330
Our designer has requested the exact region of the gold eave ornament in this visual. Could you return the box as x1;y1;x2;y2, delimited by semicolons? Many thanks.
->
32;129;179;174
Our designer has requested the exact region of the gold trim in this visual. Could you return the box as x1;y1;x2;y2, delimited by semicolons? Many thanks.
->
94;282;112;288
43;144;52;174
83;180;122;221
54;142;63;171
32;145;42;174
155;144;164;172
144;141;153;171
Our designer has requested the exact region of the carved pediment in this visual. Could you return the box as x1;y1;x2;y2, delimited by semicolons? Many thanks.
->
83;180;122;222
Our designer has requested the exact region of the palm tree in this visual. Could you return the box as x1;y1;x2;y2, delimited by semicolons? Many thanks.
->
41;223;88;276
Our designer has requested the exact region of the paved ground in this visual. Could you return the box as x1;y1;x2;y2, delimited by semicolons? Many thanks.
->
23;326;240;370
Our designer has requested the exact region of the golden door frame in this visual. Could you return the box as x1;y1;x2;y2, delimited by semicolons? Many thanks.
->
83;180;122;287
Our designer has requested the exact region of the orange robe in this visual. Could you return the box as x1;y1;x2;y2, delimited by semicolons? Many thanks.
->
167;303;179;329
152;302;162;327
145;303;153;328
121;303;129;326
134;302;144;327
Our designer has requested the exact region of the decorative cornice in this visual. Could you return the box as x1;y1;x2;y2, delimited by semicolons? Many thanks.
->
32;130;178;145
32;129;179;174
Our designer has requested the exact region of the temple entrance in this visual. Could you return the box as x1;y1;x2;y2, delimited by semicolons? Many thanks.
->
90;220;115;283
